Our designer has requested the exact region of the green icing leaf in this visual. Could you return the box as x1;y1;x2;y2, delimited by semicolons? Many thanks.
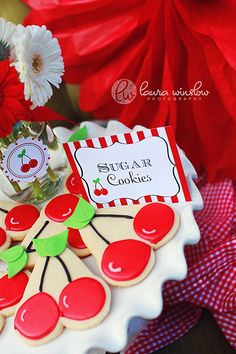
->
22;149;26;156
8;251;28;278
33;230;68;257
64;197;95;229
0;245;24;263
92;178;100;184
0;246;28;278
68;126;88;142
17;153;23;158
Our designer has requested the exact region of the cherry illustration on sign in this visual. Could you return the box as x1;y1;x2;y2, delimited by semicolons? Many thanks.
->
18;148;38;173
1;137;50;183
93;178;108;197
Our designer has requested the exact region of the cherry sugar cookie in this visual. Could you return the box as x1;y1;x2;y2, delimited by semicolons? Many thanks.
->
79;210;155;287
80;214;154;287
0;200;40;252
14;231;111;346
0;271;30;333
79;202;179;286
65;172;81;195
133;203;180;249
88;202;179;250
22;194;90;266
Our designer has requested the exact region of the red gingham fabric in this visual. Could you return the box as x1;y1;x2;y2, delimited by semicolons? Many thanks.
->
126;175;236;353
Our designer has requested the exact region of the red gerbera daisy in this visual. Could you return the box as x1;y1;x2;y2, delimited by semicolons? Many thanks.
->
23;0;236;181
0;59;31;137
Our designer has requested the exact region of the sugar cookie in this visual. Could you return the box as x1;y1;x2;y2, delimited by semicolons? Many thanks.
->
22;194;90;265
133;203;180;248
79;202;179;286
0;201;40;252
14;231;110;346
65;172;81;195
0;271;30;333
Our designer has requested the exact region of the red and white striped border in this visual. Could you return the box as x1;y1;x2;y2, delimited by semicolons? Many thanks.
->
63;127;191;208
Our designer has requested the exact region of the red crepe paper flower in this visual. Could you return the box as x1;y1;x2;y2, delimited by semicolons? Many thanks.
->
0;59;31;137
23;0;236;181
0;60;69;138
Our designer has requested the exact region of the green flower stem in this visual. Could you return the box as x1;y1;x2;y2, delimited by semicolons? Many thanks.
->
32;179;43;200
46;166;58;182
0;148;22;193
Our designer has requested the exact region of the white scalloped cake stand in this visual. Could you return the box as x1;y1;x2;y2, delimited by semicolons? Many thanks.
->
0;121;203;354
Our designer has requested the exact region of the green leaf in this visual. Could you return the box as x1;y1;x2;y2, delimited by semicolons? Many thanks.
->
8;251;28;278
92;178;100;184
0;245;24;263
21;149;26;156
17;153;23;158
68;126;88;142
64;197;95;229
33;230;68;257
0;246;28;278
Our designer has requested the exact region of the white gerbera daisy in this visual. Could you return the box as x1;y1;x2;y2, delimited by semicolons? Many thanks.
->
0;18;15;61
11;24;64;107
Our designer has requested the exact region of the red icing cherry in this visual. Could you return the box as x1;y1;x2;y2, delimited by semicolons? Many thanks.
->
21;164;30;173
5;205;40;232
101;239;151;281
29;159;38;168
0;227;6;247
133;203;175;244
94;189;102;196
0;272;29;311
45;194;79;222
59;277;106;320
66;173;81;194
14;292;60;340
101;188;108;196
67;228;86;249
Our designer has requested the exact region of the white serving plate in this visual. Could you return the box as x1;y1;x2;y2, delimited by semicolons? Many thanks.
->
0;121;203;354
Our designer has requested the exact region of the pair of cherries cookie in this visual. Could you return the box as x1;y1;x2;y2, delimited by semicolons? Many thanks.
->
22;193;179;287
79;201;179;287
14;233;111;346
0;201;39;333
0;196;110;345
0;192;90;340
0;192;179;345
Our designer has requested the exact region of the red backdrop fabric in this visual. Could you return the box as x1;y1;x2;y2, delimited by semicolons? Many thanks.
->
23;0;236;182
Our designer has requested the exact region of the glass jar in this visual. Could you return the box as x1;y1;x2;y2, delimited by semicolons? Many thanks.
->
0;121;67;205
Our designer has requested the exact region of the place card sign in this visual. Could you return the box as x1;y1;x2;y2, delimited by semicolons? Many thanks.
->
63;126;191;208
